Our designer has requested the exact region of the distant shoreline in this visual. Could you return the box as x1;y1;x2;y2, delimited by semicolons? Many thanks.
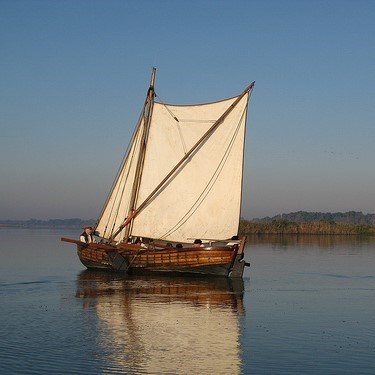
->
0;218;95;229
239;219;375;236
2;213;375;235
239;211;375;235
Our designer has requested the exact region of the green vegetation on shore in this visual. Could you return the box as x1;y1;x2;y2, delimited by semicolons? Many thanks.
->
238;211;375;235
239;219;375;236
253;211;375;226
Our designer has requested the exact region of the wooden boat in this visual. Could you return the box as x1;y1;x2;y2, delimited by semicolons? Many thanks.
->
62;68;254;278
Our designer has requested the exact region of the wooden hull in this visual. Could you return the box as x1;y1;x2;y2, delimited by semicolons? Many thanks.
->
62;237;247;278
78;245;112;270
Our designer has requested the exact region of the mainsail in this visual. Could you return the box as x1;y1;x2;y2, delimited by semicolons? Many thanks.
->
96;75;253;243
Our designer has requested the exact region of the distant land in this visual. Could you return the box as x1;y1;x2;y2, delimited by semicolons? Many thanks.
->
0;218;96;228
1;211;375;235
251;211;375;225
240;211;375;236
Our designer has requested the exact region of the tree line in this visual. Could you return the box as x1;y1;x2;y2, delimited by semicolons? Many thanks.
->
240;218;375;236
252;211;375;225
0;218;95;228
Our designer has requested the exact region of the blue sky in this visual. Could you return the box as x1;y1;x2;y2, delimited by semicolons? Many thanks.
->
1;0;375;220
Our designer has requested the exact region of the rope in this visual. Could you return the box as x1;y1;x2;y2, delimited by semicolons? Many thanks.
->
158;101;189;154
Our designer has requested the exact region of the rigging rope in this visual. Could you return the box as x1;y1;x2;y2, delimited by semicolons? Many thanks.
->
159;101;190;154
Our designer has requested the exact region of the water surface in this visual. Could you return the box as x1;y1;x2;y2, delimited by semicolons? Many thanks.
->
1;229;374;374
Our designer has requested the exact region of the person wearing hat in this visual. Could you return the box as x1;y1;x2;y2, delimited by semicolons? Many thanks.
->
80;226;96;243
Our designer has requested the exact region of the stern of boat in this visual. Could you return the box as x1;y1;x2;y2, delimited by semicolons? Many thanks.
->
229;237;249;278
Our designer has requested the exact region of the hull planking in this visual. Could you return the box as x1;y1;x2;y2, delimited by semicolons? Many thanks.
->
61;238;247;278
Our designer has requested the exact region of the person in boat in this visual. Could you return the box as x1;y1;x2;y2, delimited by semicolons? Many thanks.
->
134;237;147;248
80;226;96;243
193;239;204;248
227;235;239;246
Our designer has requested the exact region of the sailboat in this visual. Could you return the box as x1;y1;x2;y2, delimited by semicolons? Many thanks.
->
62;68;254;278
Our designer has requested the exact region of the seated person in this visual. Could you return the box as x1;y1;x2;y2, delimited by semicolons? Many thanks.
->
80;226;97;243
227;235;240;246
193;239;203;248
134;237;147;248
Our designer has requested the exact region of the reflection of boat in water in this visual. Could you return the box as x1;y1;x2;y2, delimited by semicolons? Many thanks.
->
76;270;245;374
63;68;254;278
76;270;245;310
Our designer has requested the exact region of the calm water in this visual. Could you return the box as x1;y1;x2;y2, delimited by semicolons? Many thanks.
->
1;229;375;374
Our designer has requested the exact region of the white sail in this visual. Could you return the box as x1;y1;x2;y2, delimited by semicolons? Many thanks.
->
95;117;146;240
130;94;249;242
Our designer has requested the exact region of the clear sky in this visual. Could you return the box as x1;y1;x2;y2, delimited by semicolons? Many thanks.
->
1;0;375;220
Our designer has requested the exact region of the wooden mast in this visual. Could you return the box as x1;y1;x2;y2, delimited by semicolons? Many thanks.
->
123;67;156;241
109;81;255;242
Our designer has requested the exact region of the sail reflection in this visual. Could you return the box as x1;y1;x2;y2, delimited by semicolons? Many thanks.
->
76;271;245;374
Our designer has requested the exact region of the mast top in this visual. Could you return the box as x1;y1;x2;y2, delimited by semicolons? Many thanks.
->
149;67;156;92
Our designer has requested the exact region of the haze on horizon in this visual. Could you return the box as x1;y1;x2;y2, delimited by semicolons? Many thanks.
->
1;0;375;221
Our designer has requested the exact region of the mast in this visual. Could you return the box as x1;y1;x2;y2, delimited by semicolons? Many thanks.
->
123;67;156;240
110;81;255;242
